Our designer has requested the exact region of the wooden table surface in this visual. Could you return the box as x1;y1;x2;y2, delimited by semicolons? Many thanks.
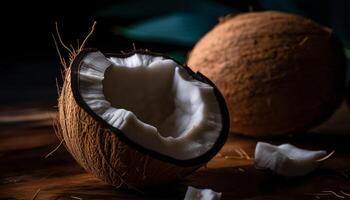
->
1;103;350;200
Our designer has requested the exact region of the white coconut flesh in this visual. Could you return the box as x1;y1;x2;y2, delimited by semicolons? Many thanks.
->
77;51;223;160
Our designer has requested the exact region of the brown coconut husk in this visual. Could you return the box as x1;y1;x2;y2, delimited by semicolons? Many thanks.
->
188;11;346;137
54;22;199;190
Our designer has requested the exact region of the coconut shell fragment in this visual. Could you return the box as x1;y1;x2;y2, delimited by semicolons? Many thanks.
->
188;11;346;137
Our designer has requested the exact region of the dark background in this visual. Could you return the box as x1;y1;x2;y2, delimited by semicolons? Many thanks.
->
1;0;349;106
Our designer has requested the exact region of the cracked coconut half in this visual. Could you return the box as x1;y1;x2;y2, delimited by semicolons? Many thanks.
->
57;48;229;189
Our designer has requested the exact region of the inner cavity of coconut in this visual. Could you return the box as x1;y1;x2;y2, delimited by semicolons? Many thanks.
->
78;51;222;160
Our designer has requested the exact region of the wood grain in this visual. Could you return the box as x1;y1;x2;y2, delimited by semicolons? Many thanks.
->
1;103;350;199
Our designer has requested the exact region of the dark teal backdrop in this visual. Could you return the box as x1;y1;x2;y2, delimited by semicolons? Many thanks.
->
0;0;349;105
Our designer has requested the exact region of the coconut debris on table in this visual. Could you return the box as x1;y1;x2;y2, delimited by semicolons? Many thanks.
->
184;186;222;200
254;142;332;177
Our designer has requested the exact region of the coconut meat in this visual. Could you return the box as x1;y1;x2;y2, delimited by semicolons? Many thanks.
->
184;186;222;200
78;51;222;160
254;142;327;176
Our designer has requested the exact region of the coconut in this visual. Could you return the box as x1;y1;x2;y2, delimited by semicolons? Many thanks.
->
187;11;345;137
57;48;229;189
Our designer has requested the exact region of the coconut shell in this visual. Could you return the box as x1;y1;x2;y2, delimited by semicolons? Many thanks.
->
58;66;199;189
187;11;346;137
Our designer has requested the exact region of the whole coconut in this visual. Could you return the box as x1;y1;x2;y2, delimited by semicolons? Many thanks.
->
188;11;346;137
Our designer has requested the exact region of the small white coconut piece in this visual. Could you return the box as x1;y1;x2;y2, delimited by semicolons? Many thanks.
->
184;186;222;200
254;142;329;177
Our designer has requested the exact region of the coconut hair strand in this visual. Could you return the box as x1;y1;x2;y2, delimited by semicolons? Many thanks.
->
79;21;96;52
55;22;73;55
